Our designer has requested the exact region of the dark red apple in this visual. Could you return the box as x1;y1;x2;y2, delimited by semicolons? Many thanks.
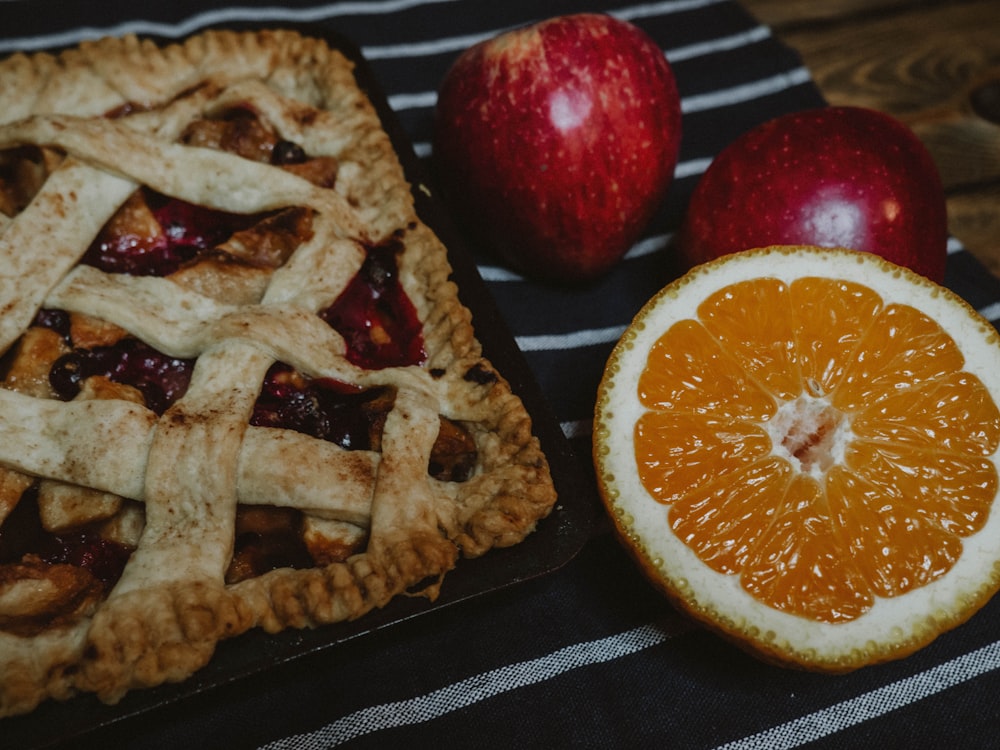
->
677;106;947;282
433;13;682;283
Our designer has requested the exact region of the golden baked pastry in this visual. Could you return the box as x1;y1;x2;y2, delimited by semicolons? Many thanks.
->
0;29;556;716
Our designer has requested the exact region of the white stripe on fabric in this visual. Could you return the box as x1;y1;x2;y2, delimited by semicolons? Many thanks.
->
362;29;502;59
628;232;672;259
258;621;678;749
675;156;714;180
978;301;1000;322
666;24;771;62
476;265;524;283
0;0;727;55
516;325;627;352
561;419;593;440
714;640;1000;750
610;0;727;21
387;91;438;111
364;0;733;60
0;0;465;53
947;236;965;254
681;67;812;113
475;233;672;284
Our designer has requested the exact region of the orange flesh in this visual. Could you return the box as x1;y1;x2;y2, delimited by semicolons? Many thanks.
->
635;277;1000;623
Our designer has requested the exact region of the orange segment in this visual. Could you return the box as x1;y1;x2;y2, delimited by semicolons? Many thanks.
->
851;370;1000;454
740;473;873;623
788;277;883;396
635;411;772;506
833;303;967;412
827;463;968;598
844;441;996;539
668;457;791;575
638;319;775;420
698;278;802;400
594;247;1000;671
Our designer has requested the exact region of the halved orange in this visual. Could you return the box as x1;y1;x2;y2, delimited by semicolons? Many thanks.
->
593;246;1000;671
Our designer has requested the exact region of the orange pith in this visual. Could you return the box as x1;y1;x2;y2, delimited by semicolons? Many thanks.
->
634;275;1000;624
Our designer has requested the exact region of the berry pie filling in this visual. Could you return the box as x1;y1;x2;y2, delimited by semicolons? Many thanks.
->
0;33;560;718
0;109;476;631
81;188;278;277
320;239;427;369
48;335;195;416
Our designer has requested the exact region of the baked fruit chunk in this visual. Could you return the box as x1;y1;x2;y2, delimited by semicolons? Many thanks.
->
0;30;556;716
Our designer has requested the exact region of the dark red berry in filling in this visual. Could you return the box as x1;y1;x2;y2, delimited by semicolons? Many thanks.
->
82;188;266;277
36;532;133;588
251;363;390;450
272;140;308;165
320;241;425;369
31;308;72;343
49;337;194;414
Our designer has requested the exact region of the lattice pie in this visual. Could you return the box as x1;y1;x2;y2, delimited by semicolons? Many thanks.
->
0;30;556;716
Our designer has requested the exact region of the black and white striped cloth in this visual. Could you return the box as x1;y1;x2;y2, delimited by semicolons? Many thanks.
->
3;1;1000;748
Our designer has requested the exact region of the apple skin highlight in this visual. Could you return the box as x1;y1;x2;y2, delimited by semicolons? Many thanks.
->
433;13;682;284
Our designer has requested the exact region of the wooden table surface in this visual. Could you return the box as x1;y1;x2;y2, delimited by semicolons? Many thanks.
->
740;0;1000;276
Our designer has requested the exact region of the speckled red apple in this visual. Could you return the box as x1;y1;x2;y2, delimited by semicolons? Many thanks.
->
433;13;682;284
677;106;948;282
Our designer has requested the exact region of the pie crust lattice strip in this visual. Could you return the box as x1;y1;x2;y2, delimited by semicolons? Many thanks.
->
0;30;557;717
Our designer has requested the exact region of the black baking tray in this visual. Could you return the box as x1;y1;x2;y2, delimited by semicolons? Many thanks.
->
4;25;597;749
